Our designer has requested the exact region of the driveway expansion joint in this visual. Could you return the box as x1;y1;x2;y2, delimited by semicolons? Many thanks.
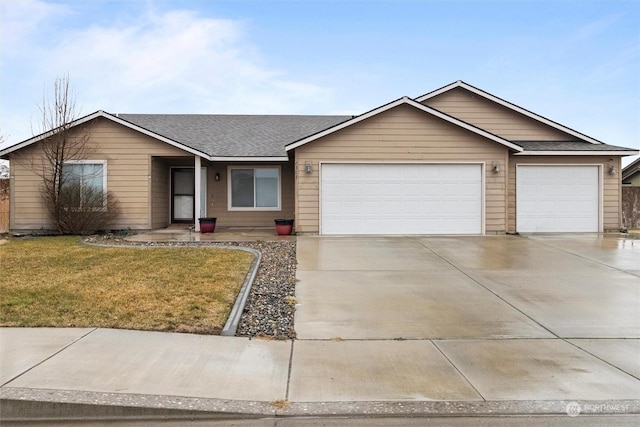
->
431;340;486;402
565;339;640;381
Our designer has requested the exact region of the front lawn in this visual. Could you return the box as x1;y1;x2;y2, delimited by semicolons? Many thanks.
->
0;237;254;334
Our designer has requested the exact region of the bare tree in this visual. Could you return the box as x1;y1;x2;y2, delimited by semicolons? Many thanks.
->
33;75;118;234
0;131;8;179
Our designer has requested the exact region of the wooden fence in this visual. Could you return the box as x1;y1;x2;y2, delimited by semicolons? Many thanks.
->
0;179;8;233
622;186;640;230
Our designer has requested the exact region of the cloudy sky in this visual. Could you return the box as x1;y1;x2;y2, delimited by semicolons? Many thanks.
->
1;0;638;165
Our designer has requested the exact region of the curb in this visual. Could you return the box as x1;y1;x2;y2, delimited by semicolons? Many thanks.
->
2;388;639;421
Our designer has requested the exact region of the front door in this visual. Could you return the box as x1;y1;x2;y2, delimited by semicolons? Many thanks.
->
171;168;194;223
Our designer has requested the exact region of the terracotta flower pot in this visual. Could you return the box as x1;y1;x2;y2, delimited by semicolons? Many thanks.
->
199;217;217;233
274;219;294;235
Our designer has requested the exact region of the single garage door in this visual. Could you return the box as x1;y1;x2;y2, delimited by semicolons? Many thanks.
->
516;165;599;233
321;163;482;235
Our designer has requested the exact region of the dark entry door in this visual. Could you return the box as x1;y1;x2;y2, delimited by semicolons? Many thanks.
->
171;168;194;223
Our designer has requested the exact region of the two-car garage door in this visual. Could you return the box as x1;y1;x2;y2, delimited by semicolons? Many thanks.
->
321;163;483;235
319;163;601;235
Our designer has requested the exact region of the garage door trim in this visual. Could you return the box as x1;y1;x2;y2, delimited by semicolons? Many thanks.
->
319;161;486;235
515;164;603;233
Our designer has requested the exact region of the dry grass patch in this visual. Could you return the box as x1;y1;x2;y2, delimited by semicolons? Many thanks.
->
0;237;254;334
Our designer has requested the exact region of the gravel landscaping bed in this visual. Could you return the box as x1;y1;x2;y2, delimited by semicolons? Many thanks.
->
84;236;297;339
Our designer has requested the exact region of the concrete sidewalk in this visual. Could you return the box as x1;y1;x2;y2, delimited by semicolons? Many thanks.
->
2;234;640;421
1;327;639;419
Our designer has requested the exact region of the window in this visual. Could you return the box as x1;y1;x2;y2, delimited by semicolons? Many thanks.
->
62;161;106;208
229;167;280;210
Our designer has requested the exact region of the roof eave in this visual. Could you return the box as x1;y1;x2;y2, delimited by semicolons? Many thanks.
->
416;81;605;145
514;150;639;156
209;156;289;162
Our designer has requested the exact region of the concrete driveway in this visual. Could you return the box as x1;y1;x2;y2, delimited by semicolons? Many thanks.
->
295;234;640;340
292;234;640;401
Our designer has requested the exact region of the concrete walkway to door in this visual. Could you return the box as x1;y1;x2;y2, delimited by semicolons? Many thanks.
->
293;234;640;401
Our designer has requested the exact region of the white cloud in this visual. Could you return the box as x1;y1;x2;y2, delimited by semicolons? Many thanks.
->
0;0;68;52
0;3;337;147
43;8;333;114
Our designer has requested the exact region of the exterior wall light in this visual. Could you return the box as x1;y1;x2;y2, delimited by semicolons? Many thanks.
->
215;172;221;181
305;162;313;174
492;163;500;174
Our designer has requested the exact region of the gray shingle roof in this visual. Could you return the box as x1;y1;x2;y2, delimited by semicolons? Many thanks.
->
118;114;351;157
514;141;637;152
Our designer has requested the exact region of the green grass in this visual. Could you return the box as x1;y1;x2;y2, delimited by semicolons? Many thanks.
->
0;236;254;334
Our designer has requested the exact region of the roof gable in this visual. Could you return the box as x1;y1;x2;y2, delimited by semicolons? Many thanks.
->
286;96;523;152
416;81;604;145
0;110;211;160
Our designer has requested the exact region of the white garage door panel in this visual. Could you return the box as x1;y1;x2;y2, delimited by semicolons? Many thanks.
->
321;164;482;235
516;165;599;233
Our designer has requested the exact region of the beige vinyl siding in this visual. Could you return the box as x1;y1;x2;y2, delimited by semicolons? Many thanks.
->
8;150;49;230
9;117;191;231
151;157;171;229
507;156;622;233
294;104;510;234
423;87;575;141
205;160;295;227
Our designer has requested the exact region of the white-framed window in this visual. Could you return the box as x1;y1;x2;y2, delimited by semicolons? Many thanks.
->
62;160;107;208
228;166;280;210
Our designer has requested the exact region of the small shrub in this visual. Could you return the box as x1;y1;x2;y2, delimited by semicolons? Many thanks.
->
43;183;119;235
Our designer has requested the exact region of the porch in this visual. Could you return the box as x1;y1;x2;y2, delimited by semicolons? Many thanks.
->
150;156;295;232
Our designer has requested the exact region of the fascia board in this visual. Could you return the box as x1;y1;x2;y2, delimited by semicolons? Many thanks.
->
514;150;639;156
208;156;290;162
416;81;604;145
